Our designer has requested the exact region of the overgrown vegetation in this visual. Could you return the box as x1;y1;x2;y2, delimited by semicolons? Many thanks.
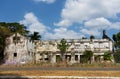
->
103;51;113;61
82;50;93;64
57;39;69;61
114;49;120;63
113;32;120;63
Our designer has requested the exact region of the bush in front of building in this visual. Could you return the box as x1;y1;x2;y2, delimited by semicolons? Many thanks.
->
103;51;113;62
114;49;120;63
83;50;93;64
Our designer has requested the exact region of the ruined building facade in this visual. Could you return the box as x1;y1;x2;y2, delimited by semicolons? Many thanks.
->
4;33;34;64
4;32;113;64
35;39;113;63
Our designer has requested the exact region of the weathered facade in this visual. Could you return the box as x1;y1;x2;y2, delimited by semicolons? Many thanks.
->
4;32;114;64
35;39;113;64
4;33;34;64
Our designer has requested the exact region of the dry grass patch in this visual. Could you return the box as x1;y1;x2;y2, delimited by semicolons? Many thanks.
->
1;62;120;68
0;70;120;77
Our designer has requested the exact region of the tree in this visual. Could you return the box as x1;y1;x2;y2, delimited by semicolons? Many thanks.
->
83;50;93;63
82;37;87;39
113;32;120;63
29;31;41;64
103;51;113;61
57;39;69;61
114;49;120;63
29;32;41;41
0;22;29;36
0;25;11;63
90;35;95;39
0;22;29;63
112;32;120;49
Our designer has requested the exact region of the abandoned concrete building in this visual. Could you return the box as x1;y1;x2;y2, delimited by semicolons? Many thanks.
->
35;30;113;64
35;38;113;64
4;30;113;64
4;33;34;64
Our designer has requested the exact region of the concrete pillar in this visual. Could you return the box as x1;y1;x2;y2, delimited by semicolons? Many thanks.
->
78;55;80;63
50;53;56;63
100;55;103;63
111;55;115;63
91;55;95;63
71;53;75;64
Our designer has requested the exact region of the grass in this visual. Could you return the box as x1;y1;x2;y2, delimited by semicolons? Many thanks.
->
0;70;120;77
1;62;120;68
0;62;120;78
0;63;120;78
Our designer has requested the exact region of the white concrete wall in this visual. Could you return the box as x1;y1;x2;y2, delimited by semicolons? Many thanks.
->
35;39;113;63
4;33;34;64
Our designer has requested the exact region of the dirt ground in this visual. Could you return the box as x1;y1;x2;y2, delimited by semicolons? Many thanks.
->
0;70;120;77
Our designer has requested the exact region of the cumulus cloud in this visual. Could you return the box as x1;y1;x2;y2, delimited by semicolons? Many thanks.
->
81;28;100;36
44;27;84;39
20;12;46;34
54;0;120;36
110;22;120;30
54;19;72;27
85;17;111;29
56;0;120;26
20;12;83;39
20;0;120;39
33;0;55;4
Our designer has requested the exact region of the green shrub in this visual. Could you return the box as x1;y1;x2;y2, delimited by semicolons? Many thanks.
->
103;51;113;61
114;49;120;63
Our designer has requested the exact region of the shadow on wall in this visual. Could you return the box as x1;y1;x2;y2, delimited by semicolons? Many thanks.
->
0;52;9;65
0;74;29;79
0;58;5;65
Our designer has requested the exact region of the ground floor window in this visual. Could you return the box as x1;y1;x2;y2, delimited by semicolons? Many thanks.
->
80;55;86;63
56;55;62;62
95;55;101;62
65;55;71;61
14;53;17;57
75;55;78;61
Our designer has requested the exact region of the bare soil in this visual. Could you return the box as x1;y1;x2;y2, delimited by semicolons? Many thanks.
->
0;70;120;77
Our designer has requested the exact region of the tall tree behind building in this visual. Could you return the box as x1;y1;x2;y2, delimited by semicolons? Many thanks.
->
112;32;120;63
29;32;41;41
0;22;29;63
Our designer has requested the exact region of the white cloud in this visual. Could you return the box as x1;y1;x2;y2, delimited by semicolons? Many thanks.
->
57;0;120;27
33;0;55;4
44;27;84;39
20;12;84;39
54;0;120;37
85;17;111;29
54;19;72;27
19;0;120;39
19;12;46;34
81;28;100;36
110;22;120;30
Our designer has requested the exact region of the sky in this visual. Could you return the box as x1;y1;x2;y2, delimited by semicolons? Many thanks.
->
0;0;120;40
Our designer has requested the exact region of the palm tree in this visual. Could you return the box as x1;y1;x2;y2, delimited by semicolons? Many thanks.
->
57;39;69;61
29;32;41;64
29;32;41;42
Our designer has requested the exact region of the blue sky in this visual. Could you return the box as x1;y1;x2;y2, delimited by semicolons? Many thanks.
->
0;0;120;39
